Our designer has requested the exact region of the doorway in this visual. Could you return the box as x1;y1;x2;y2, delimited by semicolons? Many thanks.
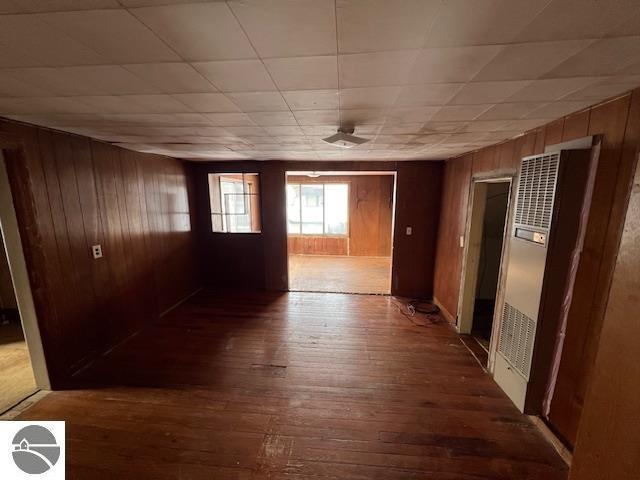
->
286;171;396;295
0;150;49;412
458;178;511;366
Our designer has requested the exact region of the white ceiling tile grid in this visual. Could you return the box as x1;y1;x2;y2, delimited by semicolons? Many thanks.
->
0;0;638;161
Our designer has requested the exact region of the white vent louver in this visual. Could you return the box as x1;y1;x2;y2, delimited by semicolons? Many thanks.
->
498;302;536;379
515;153;560;230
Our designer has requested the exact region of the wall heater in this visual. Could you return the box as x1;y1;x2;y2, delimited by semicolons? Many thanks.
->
494;148;592;413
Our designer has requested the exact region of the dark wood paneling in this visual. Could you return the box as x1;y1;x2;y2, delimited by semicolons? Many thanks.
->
0;118;199;386
569;148;639;480
432;89;640;454
192;161;442;298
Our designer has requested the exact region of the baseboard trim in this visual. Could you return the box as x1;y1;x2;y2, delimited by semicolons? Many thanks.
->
160;287;203;318
433;296;456;325
529;415;572;467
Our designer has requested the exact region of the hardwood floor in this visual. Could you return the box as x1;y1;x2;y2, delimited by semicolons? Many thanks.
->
17;290;567;479
0;321;36;412
288;254;391;294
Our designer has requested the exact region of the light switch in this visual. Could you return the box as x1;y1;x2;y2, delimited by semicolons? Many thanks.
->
406;226;412;236
92;244;103;259
459;235;465;248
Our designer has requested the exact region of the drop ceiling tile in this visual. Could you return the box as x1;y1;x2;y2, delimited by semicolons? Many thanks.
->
0;42;42;68
413;133;449;144
12;0;120;12
380;123;425;134
408;45;504;84
74;95;148;114
507;77;601;102
248;111;298;126
203;113;256;126
395;84;464;107
222;126;268;136
193;60;277;92
501;118;549;132
0;14;106;66
293;110;339;125
431;104;491;121
515;0;640;43
4;66;160;95
37;9;180;64
340;108;388;125
119;0;209;5
543;37;640;78
225;92;289;112
339;50;419;88
562;76;640;101
282;90;339;110
385;107;440;123
524;101;595;120
123;63;217;94
473;40;595;82
0;73;50;97
340;87;401;110
0;96;94;114
263;56;338;90
228;0;336;58
123;94;192;113
299;125;337;136
263;126;304;136
422;121;468;133
425;0;549;47
449;81;532;105
131;3;256;61
459;120;510;132
476;102;545;120
173;93;240;113
336;0;439;53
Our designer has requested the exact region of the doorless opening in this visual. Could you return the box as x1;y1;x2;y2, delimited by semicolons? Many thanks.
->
458;178;511;366
285;171;397;295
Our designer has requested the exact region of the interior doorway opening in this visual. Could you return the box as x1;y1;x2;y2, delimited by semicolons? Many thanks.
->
0;150;49;413
458;178;511;366
286;171;396;295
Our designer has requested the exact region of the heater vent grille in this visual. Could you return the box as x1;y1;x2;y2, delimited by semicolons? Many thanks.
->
515;153;560;229
498;302;536;379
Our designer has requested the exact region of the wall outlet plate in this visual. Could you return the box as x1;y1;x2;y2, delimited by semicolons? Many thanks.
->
406;226;412;235
92;245;103;259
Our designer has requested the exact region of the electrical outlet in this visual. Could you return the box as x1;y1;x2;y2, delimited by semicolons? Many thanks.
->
92;244;103;259
406;226;412;236
459;235;465;248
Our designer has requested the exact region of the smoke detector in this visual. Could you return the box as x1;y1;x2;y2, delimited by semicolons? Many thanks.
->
322;127;369;149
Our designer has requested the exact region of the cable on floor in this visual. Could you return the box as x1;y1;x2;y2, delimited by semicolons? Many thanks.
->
391;297;443;327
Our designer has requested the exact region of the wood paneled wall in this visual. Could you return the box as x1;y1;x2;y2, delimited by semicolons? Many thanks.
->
569;150;640;480
0;234;17;310
0;118;199;387
191;161;442;297
432;88;640;455
287;174;393;257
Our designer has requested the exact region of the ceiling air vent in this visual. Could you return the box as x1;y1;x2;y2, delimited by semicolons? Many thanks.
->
322;128;369;149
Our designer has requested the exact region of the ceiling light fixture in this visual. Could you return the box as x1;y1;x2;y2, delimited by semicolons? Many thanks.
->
322;127;369;149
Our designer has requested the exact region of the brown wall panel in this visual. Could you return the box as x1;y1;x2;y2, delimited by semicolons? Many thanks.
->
192;161;442;297
432;89;640;452
0;118;199;386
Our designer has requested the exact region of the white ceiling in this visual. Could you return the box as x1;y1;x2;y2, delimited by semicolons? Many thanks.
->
0;0;639;161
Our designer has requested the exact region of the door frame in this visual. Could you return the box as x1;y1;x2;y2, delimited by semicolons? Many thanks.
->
284;170;397;295
0;146;50;391
456;174;514;371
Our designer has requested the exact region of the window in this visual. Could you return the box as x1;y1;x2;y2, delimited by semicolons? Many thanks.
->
208;173;261;233
286;183;348;235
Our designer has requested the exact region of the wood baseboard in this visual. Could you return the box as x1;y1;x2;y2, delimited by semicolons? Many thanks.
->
529;415;572;467
433;296;456;325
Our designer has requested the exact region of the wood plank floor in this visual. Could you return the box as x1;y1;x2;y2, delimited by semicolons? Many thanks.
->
17;290;567;479
0;322;37;412
288;255;391;294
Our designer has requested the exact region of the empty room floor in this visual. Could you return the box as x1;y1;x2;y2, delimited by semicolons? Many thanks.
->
0;321;36;412
16;290;566;479
288;255;391;294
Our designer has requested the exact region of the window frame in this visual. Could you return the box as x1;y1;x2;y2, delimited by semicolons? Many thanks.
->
209;172;262;234
286;181;350;237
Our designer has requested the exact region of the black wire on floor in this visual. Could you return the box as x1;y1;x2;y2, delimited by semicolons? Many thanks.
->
392;297;443;326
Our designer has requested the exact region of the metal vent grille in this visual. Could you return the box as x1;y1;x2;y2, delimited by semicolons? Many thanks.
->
515;153;560;229
498;302;536;379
